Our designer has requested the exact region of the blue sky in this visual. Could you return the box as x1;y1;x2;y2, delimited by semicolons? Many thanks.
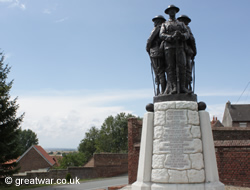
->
1;0;250;149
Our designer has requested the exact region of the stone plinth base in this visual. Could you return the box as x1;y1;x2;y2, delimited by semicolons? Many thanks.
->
131;101;225;190
129;182;225;190
151;182;225;190
132;181;151;190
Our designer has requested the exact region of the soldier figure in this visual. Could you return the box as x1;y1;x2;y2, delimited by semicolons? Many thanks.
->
146;15;167;95
177;15;197;91
160;5;191;94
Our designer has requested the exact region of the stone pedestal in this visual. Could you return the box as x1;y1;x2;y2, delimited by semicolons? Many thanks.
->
131;101;225;190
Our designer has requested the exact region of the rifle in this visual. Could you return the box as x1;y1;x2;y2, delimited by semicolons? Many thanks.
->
151;62;157;96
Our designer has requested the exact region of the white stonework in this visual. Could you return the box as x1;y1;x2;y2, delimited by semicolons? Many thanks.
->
131;101;225;190
152;154;165;169
199;111;225;189
154;101;176;111
191;125;201;138
153;139;160;154
154;126;163;139
183;125;192;138
166;109;187;122
151;169;169;183
188;110;200;125
190;153;204;170
183;139;203;154
154;111;165;126
168;170;188;183
131;112;153;190
187;169;205;183
176;101;198;111
165;154;191;170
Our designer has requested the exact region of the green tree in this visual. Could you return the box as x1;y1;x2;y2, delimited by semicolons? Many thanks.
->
0;53;24;179
56;152;87;169
78;126;99;162
78;113;140;163
18;129;39;154
95;113;136;153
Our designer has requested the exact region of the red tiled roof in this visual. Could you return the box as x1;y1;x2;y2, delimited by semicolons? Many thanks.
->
34;145;56;166
50;155;62;166
211;120;224;128
4;159;17;165
84;157;94;167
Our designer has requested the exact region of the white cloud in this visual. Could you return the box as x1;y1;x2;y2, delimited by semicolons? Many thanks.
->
0;0;12;2
42;4;58;15
18;87;248;149
43;9;51;14
196;89;242;97
16;89;152;149
0;0;26;10
55;17;68;23
206;103;225;121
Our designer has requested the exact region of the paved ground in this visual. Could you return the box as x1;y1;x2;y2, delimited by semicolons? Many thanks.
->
24;176;250;190
26;175;128;190
121;185;250;190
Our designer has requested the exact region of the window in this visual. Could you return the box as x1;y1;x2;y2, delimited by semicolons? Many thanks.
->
239;122;247;127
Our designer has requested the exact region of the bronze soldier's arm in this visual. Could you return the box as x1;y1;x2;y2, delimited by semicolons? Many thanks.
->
146;26;161;53
159;23;172;42
181;22;189;41
190;33;197;57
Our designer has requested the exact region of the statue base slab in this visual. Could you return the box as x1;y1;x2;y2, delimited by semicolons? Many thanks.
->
154;94;197;103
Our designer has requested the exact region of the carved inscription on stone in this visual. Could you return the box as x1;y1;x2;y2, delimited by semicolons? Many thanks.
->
152;102;205;183
159;110;194;169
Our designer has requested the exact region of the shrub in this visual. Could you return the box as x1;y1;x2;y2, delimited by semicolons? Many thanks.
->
65;173;72;182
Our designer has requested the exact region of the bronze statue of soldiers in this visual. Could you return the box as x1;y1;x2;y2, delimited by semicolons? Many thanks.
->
160;5;191;94
146;15;167;95
177;15;197;91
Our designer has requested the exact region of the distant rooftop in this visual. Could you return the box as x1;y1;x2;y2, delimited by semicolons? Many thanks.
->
227;101;250;121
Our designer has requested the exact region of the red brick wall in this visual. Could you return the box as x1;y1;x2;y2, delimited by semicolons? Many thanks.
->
93;153;128;167
18;147;51;173
212;127;250;140
216;146;250;187
128;118;142;184
93;153;128;178
213;127;250;187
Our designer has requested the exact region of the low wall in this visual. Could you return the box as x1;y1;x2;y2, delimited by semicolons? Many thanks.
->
68;167;97;179
128;118;142;184
13;169;68;181
13;153;128;182
215;140;250;187
212;127;250;140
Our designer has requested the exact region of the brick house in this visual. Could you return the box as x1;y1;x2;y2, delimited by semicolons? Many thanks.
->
17;145;57;173
211;117;224;127
222;101;250;127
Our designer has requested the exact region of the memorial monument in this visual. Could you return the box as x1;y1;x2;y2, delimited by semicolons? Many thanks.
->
131;5;225;190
